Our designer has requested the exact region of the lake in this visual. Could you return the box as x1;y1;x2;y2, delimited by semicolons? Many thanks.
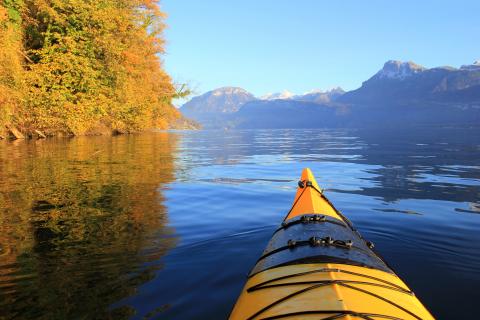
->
1;128;479;319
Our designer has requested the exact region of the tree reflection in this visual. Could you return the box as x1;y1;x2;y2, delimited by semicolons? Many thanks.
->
0;133;179;319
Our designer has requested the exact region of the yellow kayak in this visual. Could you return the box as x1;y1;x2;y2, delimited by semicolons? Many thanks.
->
230;168;434;320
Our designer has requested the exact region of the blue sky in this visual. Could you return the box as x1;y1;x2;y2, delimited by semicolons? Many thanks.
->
161;0;480;98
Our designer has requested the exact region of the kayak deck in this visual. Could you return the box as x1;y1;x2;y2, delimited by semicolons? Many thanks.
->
229;168;434;320
232;263;431;320
286;168;342;221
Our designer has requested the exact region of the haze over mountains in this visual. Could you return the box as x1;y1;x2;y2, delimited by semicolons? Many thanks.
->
181;60;480;129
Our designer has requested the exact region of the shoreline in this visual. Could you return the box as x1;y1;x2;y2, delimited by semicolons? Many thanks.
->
1;122;200;141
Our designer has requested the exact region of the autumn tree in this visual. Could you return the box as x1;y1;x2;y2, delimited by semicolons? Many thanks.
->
0;0;24;137
0;0;185;136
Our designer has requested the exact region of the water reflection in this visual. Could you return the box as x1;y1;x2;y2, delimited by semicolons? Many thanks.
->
153;127;480;319
175;128;480;204
1;127;480;319
0;133;179;319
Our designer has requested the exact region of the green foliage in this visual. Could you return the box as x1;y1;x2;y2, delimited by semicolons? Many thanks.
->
3;0;23;25
0;0;183;136
174;83;192;99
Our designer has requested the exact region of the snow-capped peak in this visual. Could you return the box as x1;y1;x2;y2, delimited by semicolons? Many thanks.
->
375;60;426;80
302;87;344;95
261;90;295;100
211;87;250;96
460;60;480;71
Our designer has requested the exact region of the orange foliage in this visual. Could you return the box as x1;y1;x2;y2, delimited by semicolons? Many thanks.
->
0;0;184;136
0;1;24;136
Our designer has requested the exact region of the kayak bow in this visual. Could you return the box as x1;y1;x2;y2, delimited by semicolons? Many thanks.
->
230;168;434;320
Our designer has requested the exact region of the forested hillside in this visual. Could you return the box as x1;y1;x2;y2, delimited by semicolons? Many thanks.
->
0;0;188;138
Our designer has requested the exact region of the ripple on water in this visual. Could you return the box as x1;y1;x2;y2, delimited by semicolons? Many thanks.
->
1;128;480;319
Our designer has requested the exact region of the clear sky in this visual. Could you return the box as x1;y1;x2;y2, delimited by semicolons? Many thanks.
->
161;0;480;98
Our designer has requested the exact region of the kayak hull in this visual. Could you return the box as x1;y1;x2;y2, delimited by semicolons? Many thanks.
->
230;168;434;320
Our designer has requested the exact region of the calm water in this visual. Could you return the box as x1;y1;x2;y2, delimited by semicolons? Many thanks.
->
1;128;479;319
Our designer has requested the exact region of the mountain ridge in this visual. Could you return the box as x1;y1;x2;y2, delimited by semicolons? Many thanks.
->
339;60;480;106
180;60;480;129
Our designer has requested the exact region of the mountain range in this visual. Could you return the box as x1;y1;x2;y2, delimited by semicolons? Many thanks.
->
181;60;480;129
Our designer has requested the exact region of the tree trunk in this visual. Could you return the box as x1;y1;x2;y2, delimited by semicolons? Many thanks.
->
6;125;25;139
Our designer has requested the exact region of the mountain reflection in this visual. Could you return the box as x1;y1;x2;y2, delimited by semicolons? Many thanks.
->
349;128;480;203
1;127;479;320
0;133;179;319
176;127;480;203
